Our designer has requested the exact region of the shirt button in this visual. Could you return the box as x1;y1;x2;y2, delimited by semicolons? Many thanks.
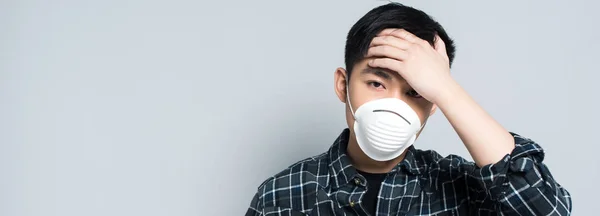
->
354;178;361;185
350;201;355;207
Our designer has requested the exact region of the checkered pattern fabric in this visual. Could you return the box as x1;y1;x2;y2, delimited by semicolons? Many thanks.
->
245;129;572;216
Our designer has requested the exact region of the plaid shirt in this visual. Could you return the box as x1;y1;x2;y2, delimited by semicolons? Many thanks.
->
245;129;572;216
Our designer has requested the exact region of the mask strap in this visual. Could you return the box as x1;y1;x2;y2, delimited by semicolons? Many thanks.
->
418;118;428;132
346;79;358;121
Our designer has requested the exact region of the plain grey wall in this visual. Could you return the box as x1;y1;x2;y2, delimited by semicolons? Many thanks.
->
1;0;597;215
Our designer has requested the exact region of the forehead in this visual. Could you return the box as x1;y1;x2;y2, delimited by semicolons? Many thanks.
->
353;59;405;81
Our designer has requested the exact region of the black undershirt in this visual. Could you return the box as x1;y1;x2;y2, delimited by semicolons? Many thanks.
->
356;170;387;215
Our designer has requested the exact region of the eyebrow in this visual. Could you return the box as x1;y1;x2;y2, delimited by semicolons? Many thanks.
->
361;67;393;80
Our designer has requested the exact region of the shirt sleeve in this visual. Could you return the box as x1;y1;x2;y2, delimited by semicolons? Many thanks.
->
467;132;572;215
245;192;264;216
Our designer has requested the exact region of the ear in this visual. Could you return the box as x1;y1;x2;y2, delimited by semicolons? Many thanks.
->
334;67;348;103
429;104;437;116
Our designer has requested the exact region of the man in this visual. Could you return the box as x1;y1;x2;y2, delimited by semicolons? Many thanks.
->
245;3;572;216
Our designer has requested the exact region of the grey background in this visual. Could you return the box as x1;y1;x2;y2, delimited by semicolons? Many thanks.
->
1;0;597;215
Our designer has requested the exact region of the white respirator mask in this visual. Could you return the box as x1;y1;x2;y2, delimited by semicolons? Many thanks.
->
346;81;426;161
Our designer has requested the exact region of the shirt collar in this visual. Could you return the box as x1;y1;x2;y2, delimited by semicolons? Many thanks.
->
328;128;425;189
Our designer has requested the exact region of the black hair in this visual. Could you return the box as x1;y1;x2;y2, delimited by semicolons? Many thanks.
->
344;3;456;76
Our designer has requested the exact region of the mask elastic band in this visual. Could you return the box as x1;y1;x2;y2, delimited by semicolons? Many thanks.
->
345;80;358;122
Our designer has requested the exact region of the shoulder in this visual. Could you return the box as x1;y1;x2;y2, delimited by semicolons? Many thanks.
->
253;152;331;207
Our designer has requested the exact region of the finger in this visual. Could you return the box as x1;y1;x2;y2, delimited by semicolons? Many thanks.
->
378;28;420;44
370;36;412;50
368;58;405;76
377;28;400;36
434;34;448;60
366;45;409;61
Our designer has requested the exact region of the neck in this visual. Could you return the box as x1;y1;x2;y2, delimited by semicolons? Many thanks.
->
346;130;407;174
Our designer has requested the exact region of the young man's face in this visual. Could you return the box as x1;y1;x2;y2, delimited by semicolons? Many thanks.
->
334;57;437;136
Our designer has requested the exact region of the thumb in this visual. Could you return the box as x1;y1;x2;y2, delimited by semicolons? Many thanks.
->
434;34;449;61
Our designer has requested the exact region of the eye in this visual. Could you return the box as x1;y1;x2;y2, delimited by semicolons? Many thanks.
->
407;89;422;98
367;81;385;90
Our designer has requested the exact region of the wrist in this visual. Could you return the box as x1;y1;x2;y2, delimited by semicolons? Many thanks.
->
431;79;464;108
